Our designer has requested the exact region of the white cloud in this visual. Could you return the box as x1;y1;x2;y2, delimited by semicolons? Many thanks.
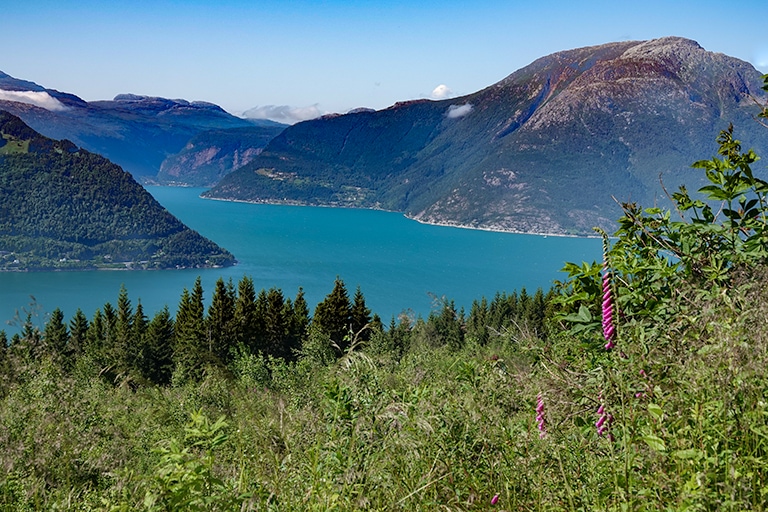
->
754;47;768;71
446;103;473;119
430;84;454;100
242;104;325;124
0;89;68;111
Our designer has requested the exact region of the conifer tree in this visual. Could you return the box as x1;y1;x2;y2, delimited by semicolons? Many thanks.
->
69;308;89;360
350;286;372;343
467;297;490;345
207;277;236;365
86;308;106;366
43;307;69;358
141;306;174;385
102;302;117;347
292;288;310;335
174;278;207;378
313;277;352;353
234;276;258;352
263;288;289;359
114;286;134;375
129;301;148;374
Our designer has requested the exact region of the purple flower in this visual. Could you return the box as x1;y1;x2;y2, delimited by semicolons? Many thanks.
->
598;232;617;350
491;493;499;505
536;393;547;438
596;400;613;439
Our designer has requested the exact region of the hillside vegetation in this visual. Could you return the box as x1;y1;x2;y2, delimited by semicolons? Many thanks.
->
1;78;768;510
0;112;235;270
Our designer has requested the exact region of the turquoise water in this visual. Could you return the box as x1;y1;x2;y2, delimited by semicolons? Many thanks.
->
1;187;601;331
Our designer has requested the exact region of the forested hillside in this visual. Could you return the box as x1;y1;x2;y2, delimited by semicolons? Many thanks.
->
0;111;235;270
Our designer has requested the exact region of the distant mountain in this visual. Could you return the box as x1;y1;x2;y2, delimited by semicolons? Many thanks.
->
205;37;768;235
0;72;263;180
156;124;287;187
0;111;235;271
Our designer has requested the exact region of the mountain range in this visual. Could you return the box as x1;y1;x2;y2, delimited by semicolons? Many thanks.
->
0;112;235;271
204;37;768;235
0;71;284;181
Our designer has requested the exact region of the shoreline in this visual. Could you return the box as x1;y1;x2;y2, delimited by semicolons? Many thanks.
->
199;194;598;239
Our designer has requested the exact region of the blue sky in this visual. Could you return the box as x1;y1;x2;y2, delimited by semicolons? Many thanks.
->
1;0;766;122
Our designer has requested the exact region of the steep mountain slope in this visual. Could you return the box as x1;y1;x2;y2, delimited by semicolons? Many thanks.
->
0;111;235;271
205;37;768;234
156;124;286;186
0;72;260;180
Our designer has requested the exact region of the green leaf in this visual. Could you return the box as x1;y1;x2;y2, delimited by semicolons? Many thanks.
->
672;448;702;460
647;403;663;420
642;434;666;452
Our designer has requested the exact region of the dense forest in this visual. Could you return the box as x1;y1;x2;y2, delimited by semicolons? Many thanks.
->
0;111;236;270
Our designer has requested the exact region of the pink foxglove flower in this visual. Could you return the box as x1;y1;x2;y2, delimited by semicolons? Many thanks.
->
597;230;616;350
596;401;613;439
491;493;499;505
536;393;547;438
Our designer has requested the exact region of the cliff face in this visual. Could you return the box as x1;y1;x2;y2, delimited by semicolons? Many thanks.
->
206;37;768;234
156;125;286;187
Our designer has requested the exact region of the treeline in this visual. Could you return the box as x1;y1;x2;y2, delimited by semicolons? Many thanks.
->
0;276;554;389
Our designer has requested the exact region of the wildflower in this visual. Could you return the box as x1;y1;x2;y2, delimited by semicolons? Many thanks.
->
491;493;500;505
596;401;613;440
536;393;547;438
596;228;617;350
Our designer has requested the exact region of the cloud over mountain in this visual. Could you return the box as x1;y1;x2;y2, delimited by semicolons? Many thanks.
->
242;104;324;124
430;84;453;100
0;90;68;111
446;104;472;118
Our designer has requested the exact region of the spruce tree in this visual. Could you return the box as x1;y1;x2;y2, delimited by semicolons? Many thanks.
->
68;308;89;360
114;286;134;376
174;278;207;379
207;277;236;365
350;286;372;343
43;307;69;358
141;306;174;385
313;277;352;353
234;276;258;352
263;288;289;359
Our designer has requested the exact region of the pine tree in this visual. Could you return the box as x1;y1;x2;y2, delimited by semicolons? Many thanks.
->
313;277;352;353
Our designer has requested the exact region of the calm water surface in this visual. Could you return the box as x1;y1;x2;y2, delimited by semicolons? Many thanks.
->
1;187;601;331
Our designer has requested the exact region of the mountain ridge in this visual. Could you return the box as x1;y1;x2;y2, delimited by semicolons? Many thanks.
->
0;73;271;180
205;37;768;235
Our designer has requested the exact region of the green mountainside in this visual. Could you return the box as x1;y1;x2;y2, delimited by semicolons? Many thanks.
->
0;111;235;271
205;37;768;235
156;124;287;187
